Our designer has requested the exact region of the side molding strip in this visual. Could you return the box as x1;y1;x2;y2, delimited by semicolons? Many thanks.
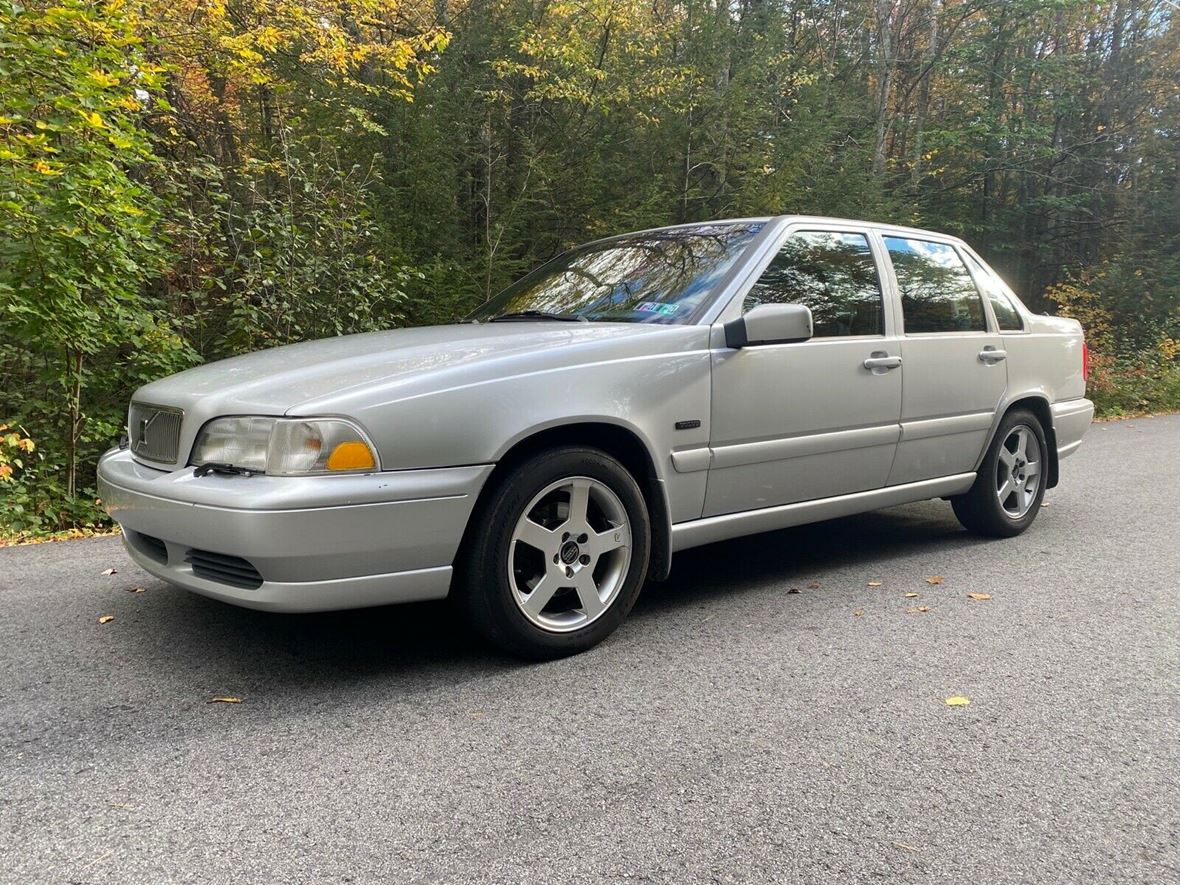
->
900;411;992;442
670;472;977;552
670;447;712;473
709;423;901;470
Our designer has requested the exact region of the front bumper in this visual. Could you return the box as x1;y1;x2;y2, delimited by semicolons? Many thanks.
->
97;448;493;612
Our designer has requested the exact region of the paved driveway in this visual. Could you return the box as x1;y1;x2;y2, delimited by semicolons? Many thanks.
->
2;415;1178;883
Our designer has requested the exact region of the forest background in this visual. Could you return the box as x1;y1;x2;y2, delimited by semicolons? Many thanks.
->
2;0;1177;536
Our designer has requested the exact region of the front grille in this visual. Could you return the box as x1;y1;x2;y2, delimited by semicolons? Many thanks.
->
128;402;183;464
129;531;168;564
185;549;263;589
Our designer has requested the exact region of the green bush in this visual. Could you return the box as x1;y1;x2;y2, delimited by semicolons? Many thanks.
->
1088;348;1180;418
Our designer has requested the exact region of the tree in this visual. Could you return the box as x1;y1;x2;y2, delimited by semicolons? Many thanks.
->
0;0;190;514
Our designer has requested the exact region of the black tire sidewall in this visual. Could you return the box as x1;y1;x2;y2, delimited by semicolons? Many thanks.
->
461;447;652;659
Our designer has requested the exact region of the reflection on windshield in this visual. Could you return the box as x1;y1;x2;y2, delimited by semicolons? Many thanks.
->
467;222;764;324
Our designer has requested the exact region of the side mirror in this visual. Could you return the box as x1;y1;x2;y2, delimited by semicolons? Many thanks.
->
724;303;813;347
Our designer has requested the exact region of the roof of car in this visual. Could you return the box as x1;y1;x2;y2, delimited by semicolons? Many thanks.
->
587;215;967;248
774;214;966;243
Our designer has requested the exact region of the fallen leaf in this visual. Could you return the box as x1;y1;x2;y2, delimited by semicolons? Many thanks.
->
893;841;919;852
125;586;146;594
101;568;117;576
904;592;919;598
967;592;992;601
867;581;882;587
787;587;801;594
208;697;242;704
97;614;114;624
926;575;944;585
807;582;820;589
945;696;971;706
853;609;864;617
905;606;931;614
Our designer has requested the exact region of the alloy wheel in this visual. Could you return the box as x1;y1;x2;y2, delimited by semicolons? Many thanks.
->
995;424;1042;518
508;476;632;632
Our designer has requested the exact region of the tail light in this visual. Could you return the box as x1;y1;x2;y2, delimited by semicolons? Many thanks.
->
1082;340;1090;382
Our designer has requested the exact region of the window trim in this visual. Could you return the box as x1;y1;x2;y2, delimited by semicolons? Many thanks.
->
714;222;893;340
880;233;991;337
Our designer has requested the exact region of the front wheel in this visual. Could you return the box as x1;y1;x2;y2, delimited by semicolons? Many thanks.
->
457;446;652;659
952;409;1048;538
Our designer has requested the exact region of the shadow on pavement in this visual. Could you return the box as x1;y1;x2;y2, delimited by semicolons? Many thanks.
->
126;499;988;680
2;498;1000;757
636;498;991;615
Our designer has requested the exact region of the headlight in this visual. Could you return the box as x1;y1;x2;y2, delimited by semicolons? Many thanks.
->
191;417;379;475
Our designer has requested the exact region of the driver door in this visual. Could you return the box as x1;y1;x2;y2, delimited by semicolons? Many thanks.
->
703;226;904;517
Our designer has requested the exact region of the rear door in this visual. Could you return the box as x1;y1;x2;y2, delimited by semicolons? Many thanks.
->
880;233;1007;485
703;224;903;517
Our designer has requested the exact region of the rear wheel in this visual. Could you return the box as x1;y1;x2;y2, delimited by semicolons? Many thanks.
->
458;446;651;659
952;409;1048;537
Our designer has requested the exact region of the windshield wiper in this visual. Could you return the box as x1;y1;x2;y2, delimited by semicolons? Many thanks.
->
488;310;588;323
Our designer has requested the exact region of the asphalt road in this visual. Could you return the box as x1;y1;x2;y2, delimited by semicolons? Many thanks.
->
2;416;1178;884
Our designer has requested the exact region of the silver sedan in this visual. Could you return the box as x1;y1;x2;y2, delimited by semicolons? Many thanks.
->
98;215;1093;657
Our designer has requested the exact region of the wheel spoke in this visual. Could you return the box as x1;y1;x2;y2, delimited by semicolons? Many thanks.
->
564;479;591;529
513;517;558;555
1018;484;1032;513
587;522;630;558
997;476;1015;503
998;446;1016;470
1024;459;1041;478
1015;429;1029;461
573;571;605;619
520;572;561;618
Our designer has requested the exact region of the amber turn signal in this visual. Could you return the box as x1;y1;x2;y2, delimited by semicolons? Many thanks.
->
326;440;376;471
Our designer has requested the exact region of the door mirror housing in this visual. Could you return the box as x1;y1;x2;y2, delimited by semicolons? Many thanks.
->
725;303;813;347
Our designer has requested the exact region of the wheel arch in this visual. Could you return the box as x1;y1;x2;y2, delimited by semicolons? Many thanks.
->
461;421;673;582
976;394;1059;489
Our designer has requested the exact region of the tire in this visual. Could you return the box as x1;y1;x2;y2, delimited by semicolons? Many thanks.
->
457;446;652;659
952;408;1049;538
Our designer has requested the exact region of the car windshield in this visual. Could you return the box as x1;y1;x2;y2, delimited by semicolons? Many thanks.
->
466;222;765;324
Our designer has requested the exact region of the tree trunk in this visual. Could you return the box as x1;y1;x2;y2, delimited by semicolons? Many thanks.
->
64;347;82;502
872;0;895;178
910;0;940;191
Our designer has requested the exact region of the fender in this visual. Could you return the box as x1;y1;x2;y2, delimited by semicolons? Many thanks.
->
973;389;1059;488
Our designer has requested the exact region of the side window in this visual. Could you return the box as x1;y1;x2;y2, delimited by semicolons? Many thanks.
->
962;251;1024;331
884;236;987;333
743;231;884;337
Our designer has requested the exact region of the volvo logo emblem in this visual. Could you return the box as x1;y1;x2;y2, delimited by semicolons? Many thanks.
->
560;540;580;565
135;411;164;453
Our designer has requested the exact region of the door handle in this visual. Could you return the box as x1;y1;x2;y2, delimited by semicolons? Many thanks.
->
863;354;902;372
979;347;1007;363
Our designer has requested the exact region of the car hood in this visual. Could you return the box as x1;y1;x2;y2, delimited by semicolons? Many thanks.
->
132;322;701;417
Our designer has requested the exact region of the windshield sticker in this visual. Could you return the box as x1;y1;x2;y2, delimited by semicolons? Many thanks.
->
636;301;681;317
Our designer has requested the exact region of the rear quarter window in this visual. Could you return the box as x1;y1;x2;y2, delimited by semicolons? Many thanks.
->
962;251;1025;331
